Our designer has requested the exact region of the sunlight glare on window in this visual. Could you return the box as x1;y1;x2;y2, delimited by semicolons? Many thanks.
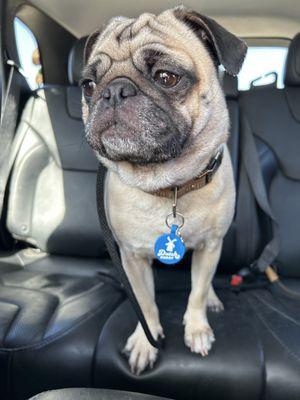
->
238;47;288;90
14;18;43;90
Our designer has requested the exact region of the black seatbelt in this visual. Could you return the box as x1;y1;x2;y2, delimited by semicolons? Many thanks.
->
0;60;22;219
240;116;280;273
96;165;162;349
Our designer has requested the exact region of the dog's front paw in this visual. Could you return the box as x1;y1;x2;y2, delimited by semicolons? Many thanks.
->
184;317;215;356
123;323;163;375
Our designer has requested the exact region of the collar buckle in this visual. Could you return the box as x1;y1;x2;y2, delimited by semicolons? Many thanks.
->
205;148;223;184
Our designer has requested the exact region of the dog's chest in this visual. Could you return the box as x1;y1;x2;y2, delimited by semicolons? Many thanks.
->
105;171;232;256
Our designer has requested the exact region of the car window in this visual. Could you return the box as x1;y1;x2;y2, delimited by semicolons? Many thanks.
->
238;46;288;90
14;17;43;90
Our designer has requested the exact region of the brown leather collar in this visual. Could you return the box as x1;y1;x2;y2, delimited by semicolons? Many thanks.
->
148;148;224;199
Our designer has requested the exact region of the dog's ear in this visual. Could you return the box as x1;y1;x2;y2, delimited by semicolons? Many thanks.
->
173;6;247;75
84;30;101;65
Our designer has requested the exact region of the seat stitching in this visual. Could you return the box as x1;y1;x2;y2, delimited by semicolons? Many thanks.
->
2;278;104;303
0;287;125;352
0;302;21;344
0;292;59;346
1;281;112;344
235;294;266;400
42;281;107;335
252;291;300;326
21;120;61;168
245;294;300;364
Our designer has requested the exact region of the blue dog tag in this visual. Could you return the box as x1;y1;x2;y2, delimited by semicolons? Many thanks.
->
154;224;186;265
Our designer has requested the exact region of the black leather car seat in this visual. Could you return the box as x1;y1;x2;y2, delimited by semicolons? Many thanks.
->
238;33;300;400
240;33;300;278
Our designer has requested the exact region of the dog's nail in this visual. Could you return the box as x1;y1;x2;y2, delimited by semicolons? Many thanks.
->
131;365;138;375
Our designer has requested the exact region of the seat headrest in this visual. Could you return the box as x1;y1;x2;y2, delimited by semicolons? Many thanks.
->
222;72;238;99
284;33;300;87
68;37;87;85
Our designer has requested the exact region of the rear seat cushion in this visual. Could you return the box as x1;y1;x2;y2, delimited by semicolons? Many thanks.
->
94;282;264;400
241;282;300;400
0;249;121;348
0;249;124;399
93;279;300;400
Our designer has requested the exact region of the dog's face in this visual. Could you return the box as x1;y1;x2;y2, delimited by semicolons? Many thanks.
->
81;7;246;165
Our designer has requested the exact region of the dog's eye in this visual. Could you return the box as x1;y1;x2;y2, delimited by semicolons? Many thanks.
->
153;70;180;88
81;79;96;98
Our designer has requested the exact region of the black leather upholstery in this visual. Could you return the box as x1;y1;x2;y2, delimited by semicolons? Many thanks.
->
223;72;239;181
240;75;300;276
92;277;300;400
222;72;239;99
0;248;124;399
95;288;264;400
68;37;87;85
284;33;300;86
219;72;244;273
1;34;300;400
241;282;300;400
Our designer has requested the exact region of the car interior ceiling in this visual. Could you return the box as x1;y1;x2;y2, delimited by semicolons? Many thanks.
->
1;0;300;399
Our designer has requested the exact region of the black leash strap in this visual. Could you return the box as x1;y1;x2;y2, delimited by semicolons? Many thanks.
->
96;165;162;349
241;116;280;272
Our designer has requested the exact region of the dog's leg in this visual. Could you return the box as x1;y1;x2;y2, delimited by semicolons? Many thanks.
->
183;238;222;356
207;285;224;312
120;248;164;375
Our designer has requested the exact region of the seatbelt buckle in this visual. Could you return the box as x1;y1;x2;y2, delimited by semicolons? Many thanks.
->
230;274;243;286
230;266;259;291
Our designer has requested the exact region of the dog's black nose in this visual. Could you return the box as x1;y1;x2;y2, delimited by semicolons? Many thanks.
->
102;78;137;106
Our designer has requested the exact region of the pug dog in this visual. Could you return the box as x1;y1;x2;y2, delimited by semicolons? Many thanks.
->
81;6;247;375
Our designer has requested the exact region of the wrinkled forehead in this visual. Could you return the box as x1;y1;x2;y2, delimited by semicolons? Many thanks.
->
88;10;202;71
